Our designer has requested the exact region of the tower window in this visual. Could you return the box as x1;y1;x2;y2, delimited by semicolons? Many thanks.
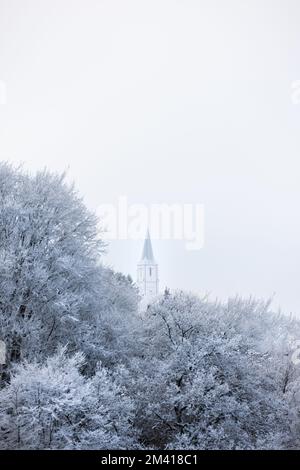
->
149;267;152;276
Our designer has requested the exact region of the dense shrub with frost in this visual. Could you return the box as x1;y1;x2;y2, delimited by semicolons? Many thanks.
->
0;348;136;449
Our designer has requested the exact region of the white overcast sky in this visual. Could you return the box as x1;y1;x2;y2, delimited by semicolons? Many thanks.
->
1;0;300;315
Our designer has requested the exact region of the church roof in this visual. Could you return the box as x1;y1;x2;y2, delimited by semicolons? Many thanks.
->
140;228;155;262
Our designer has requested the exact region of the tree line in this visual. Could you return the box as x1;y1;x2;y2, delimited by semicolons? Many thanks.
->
0;162;300;449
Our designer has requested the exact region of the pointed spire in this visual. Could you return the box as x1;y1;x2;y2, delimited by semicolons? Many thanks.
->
141;228;155;262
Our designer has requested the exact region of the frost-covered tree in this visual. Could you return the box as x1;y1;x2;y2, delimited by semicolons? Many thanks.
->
0;163;103;366
0;163;139;375
128;292;297;449
76;364;137;449
0;348;136;449
75;267;140;375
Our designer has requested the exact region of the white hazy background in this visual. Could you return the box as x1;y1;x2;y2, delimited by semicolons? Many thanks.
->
0;0;300;315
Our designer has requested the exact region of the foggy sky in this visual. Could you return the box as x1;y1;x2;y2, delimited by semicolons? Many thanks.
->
1;0;300;315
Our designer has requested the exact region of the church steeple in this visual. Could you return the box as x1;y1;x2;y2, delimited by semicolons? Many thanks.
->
141;228;155;262
137;229;159;299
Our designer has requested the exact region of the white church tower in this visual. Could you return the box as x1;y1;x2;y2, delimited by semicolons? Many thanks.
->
137;229;159;299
